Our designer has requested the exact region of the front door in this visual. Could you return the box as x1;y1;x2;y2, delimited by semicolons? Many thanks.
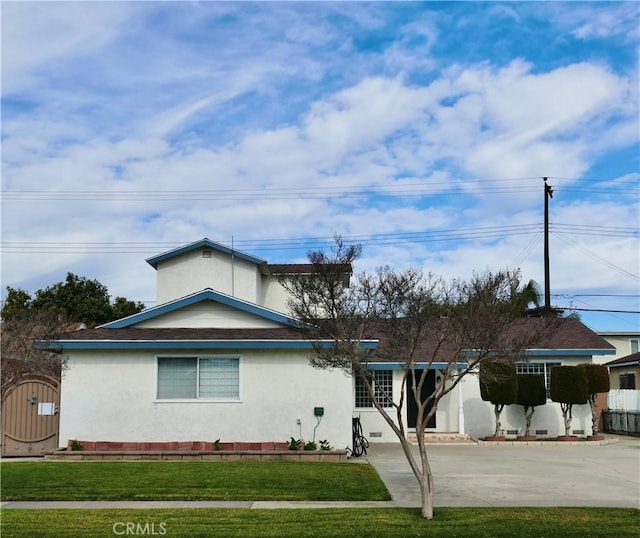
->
2;376;60;456
407;369;436;429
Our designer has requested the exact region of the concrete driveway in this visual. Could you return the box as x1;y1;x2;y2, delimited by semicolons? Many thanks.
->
362;436;640;508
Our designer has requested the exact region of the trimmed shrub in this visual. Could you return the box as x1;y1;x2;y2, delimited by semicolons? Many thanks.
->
550;366;588;437
479;360;517;437
580;364;610;395
579;363;610;436
516;374;546;438
480;361;518;404
516;374;546;407
550;366;588;405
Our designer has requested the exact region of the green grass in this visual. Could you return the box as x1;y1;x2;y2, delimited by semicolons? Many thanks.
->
1;508;638;537
0;461;390;501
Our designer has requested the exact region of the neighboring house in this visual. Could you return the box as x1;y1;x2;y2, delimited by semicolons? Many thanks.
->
52;239;616;448
605;352;640;391
596;332;640;364
598;332;640;423
603;353;640;435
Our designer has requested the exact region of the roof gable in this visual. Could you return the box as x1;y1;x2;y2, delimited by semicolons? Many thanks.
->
99;289;300;329
145;238;266;270
605;352;640;368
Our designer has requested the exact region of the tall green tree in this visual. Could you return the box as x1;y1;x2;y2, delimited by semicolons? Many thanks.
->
516;279;542;312
2;273;145;327
1;310;69;401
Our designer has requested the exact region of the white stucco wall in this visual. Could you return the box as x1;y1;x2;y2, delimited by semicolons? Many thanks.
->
155;249;261;305
462;373;593;439
355;357;599;442
134;302;282;329
355;369;461;443
261;278;291;315
59;348;353;449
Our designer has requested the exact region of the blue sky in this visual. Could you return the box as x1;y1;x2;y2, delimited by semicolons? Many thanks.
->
1;1;639;332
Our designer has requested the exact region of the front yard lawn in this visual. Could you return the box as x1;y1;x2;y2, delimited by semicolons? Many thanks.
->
0;461;390;501
2;507;638;537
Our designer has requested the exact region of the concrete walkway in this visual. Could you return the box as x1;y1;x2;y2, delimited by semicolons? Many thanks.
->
363;436;640;508
2;435;638;510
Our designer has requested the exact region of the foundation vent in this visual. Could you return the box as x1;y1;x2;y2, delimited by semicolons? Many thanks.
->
506;430;519;435
572;430;585;435
370;432;382;438
535;430;548;436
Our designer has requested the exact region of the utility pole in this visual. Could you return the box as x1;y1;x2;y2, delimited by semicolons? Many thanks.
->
543;177;553;313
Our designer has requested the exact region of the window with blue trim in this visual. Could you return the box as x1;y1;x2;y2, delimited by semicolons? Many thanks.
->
157;357;239;399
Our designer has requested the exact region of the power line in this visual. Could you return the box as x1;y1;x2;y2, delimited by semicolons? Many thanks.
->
560;307;640;314
2;175;637;202
555;232;639;282
552;294;640;298
1;222;636;254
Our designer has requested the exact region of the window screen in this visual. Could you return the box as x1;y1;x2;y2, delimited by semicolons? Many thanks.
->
157;357;239;399
157;357;197;398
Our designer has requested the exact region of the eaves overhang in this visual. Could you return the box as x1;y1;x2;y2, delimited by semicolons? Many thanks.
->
363;362;467;370
99;289;301;329
50;339;380;351
463;348;616;358
145;238;266;269
521;348;617;357
606;360;640;369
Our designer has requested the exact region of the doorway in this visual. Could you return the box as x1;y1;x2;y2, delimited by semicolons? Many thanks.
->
407;369;436;429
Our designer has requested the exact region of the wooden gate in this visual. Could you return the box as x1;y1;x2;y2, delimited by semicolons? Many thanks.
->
2;376;60;456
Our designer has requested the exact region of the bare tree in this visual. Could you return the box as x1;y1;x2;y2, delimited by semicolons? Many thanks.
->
282;239;551;519
1;311;70;402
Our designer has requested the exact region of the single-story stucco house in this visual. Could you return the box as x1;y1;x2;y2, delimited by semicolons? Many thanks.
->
52;239;616;449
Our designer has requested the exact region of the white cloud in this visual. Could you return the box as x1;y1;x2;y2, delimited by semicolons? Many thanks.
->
1;2;136;95
1;3;637;330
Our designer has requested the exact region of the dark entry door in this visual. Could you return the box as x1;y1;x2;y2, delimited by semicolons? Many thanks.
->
407;369;436;429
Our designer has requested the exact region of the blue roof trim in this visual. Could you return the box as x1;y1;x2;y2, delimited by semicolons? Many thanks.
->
464;349;616;358
146;238;266;269
522;349;616;357
52;339;379;351
100;289;300;328
365;362;465;370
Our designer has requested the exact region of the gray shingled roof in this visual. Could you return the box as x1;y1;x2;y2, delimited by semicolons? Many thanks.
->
56;317;614;359
605;352;640;368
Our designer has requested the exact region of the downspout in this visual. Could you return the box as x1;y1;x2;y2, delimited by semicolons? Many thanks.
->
457;374;465;435
231;235;235;297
